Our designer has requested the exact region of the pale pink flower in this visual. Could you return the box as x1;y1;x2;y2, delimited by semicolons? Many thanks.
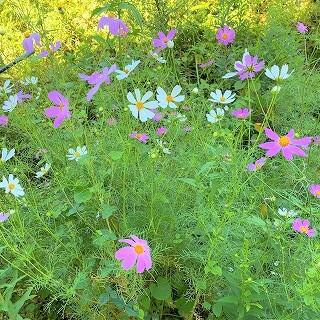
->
216;25;235;45
153;29;177;50
247;157;266;171
98;16;129;36
231;108;250;119
156;126;167;136
296;22;308;34
309;184;320;198
292;218;315;237
129;132;149;143
0;115;9;126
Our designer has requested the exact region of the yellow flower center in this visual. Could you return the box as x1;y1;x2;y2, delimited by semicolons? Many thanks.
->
300;226;308;234
135;134;143;139
247;65;254;72
278;136;290;147
166;95;174;102
136;101;144;110
220;96;225;102
316;190;320;196
124;68;129;74
163;37;168;43
24;31;31;38
134;244;144;254
74;151;81;158
221;32;228;40
8;183;15;190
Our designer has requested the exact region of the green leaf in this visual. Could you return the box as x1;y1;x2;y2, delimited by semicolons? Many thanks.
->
234;80;246;90
101;204;117;219
109;150;123;161
74;190;92;204
205;261;222;276
150;277;172;301
91;3;113;17
178;178;197;188
118;2;143;25
138;294;150;311
176;297;194;317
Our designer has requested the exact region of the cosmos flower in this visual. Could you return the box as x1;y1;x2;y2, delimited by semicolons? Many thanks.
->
206;108;224;123
35;163;51;178
296;22;308;34
0;212;10;222
2;95;18;113
127;89;158;122
44;91;71;128
278;208;297;218
0;80;13;94
231;108;251;119
216;25;235;45
152;110;163;122
209;89;236;104
265;65;294;81
21;76;38;86
156;126;167;136
223;50;264;80
79;64;117;101
67;146;87;161
292;218;315;237
0;115;9;126
246;157;266;171
129;132;149;143
153;29;177;50
17;90;32;103
0;174;25;197
1;148;15;162
115;235;152;273
156;85;185;109
309;184;320;198
50;41;61;52
22;33;41;53
115;60;140;80
98;16;129;36
259;128;311;160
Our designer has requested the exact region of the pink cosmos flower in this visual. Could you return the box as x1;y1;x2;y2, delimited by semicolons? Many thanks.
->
129;132;149;143
17;90;32;103
153;29;177;50
152;110;164;122
44;91;71;128
259;128;311;160
292;218;315;237
216;25;235;45
313;136;320;145
22;33;41;53
79;65;117;101
0;115;9;126
115;235;152;273
309;184;320;198
234;51;265;80
231;108;251;119
296;22;308;34
0;212;9;222
247;157;266;171
98;16;129;36
50;41;61;52
156;126;167;136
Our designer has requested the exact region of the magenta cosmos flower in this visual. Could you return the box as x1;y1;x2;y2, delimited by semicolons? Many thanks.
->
17;90;32;103
231;108;250;119
156;126;167;136
115;235;152;273
39;41;61;58
259;128;311;160
129;132;149;143
235;51;265;80
22;33;41;53
0;115;8;126
98;16;129;36
216;25;235;45
292;218;315;237
247;157;266;171
44;91;71;128
296;22;308;34
153;29;177;50
309;184;320;198
79;64;117;101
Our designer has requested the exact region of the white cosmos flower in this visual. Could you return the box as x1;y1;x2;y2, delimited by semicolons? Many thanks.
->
0;80;13;94
156;85;185;109
149;51;166;63
116;60;140;80
67;146;87;161
2;95;18;112
209;89;236;104
0;174;25;197
206;108;224;123
127;89;158;122
265;65;293;81
21;76;38;85
167;40;174;48
1;148;15;162
35;163;51;178
278;208;297;218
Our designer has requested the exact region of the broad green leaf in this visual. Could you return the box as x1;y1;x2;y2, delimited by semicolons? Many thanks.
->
74;190;92;204
91;3;113;17
109;150;123;161
101;204;117;219
150;277;172;301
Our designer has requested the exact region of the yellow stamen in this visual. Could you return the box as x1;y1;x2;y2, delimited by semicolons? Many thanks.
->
24;31;31;38
247;65;254;72
135;134;143;139
300;226;308;233
163;37;168;43
134;244;144;254
124;68;129;74
278;136;290;147
74;151;81;158
166;95;173;102
316;190;320;196
136;101;144;110
220;96;226;102
221;33;228;40
8;183;15;190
